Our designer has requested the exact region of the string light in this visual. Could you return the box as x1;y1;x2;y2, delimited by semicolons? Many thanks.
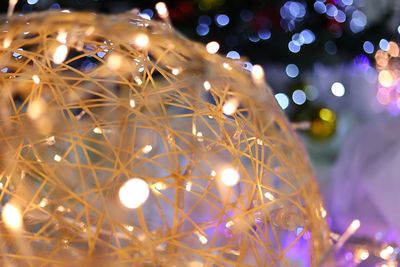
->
119;178;150;209
0;11;329;266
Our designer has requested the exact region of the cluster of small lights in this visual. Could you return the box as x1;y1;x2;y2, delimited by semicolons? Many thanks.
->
374;41;400;115
280;1;307;31
0;5;332;265
288;29;316;53
314;0;367;33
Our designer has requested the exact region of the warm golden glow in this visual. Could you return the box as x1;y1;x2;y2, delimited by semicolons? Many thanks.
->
133;33;149;49
0;12;329;266
2;203;23;230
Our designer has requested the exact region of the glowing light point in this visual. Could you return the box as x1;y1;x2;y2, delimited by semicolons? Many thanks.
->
93;127;103;134
331;82;345;97
264;192;275;201
185;181;192;191
3;37;11;49
350;219;361;232
39;198;48;208
53;44;68;64
133;33;149;49
56;31;67;44
203;81;211;91
129;99;136;108
171;68;180;75
107;53;123;70
53;154;62;162
155;2;169;19
222;98;239;116
2;203;23;230
251;64;264;81
142;144;153;154
119;178;150;209
206;41;220;54
27;98;45;120
32;74;40;84
378;70;394;87
220;168;240;186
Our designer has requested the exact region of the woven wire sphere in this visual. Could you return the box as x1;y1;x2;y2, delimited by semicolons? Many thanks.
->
0;11;330;267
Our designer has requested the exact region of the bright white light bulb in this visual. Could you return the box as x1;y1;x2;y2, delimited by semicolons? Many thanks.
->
53;44;68;64
53;154;62;162
220;168;240;186
32;74;40;84
129;99;136;108
203;81;211;91
56;31;68;44
142;144;153;154
222;98;239;116
119;178;150;209
172;68;180;75
331;82;345;97
2;203;23;230
206;41;220;54
133;33;149;49
155;2;169;19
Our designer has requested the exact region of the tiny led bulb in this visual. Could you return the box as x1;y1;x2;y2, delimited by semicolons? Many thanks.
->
27;98;45;120
107;53;123;70
56;31;68;44
222;98;239;116
251;65;264;81
119;178;150;209
203;81;211;91
3;37;11;49
155;2;169;19
206;41;220;54
2;203;23;230
133;33;149;49
53;44;68;64
32;75;40;84
220;168;240;186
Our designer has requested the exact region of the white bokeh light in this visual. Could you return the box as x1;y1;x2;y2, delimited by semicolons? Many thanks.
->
220;168;240;187
206;41;220;54
331;82;345;97
119;178;150;209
